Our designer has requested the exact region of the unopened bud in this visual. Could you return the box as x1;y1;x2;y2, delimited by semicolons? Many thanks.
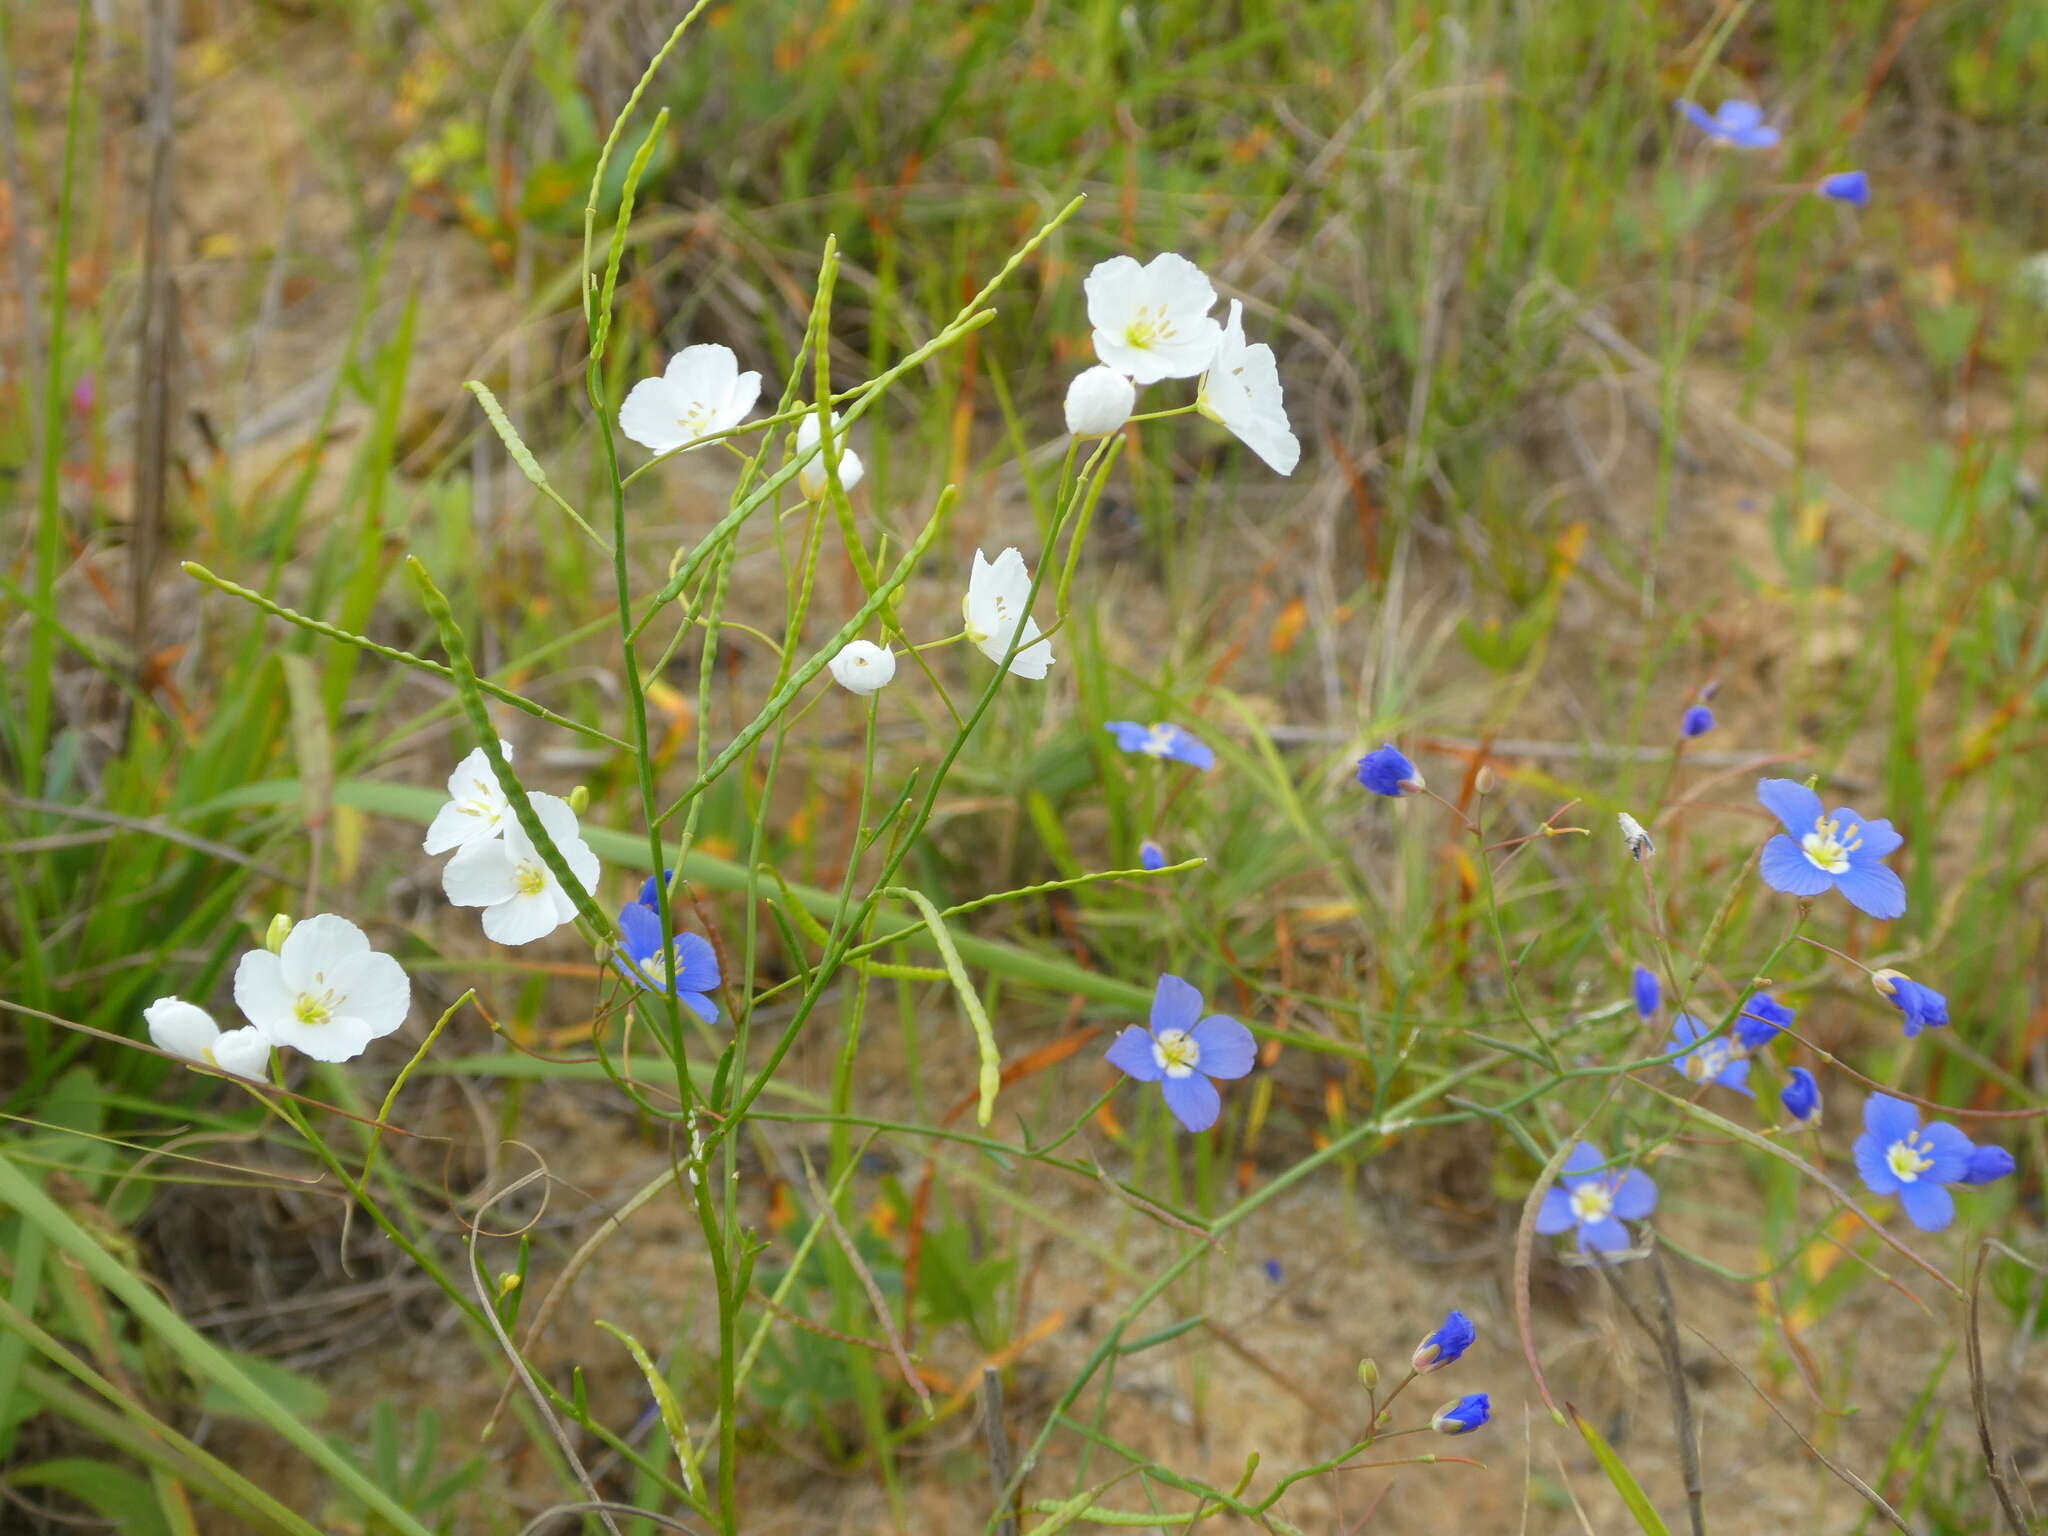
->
567;784;589;815
265;914;293;954
1474;765;1498;796
1357;1358;1380;1393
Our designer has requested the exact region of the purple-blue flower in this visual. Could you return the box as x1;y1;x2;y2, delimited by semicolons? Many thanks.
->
1106;721;1215;771
614;881;722;1023
1756;778;1907;920
1104;974;1256;1133
1431;1393;1491;1435
1682;704;1715;737
1679;99;1780;150
1735;992;1795;1052
1670;1014;1751;1095
1139;840;1167;871
1412;1309;1476;1374
1356;743;1424;797
1872;970;1948;1037
1633;966;1660;1019
1781;1066;1821;1125
1853;1093;1971;1231
1817;170;1869;207
1535;1142;1657;1255
1962;1143;2015;1186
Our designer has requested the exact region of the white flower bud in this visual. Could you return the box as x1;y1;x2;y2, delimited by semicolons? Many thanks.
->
828;640;897;696
1617;812;1655;861
1063;365;1137;437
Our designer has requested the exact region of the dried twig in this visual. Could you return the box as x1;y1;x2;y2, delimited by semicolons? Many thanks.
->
129;0;181;691
1967;1243;2033;1536
979;1367;1019;1536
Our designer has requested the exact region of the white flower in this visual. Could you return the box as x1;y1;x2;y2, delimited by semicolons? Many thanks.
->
423;742;514;854
1196;300;1299;475
1084;253;1222;385
618;344;763;455
1063;365;1137;437
145;997;271;1080
231;915;410;1064
828;639;897;695
441;792;600;945
796;412;864;499
962;547;1054;680
1617;812;1656;861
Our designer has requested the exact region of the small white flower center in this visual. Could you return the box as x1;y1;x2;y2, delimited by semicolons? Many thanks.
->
1569;1182;1614;1223
1151;1028;1200;1079
1886;1133;1934;1183
516;859;549;897
676;401;713;437
1684;1040;1737;1083
1800;815;1861;875
293;991;336;1026
1140;724;1176;757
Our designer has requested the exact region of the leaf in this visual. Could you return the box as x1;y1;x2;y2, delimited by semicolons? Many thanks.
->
1568;1403;1673;1535
198;1349;330;1423
9;1458;173;1536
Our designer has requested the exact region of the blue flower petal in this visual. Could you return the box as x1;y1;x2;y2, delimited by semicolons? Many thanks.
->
1897;1179;1955;1232
1578;1216;1632;1253
1151;973;1205;1034
1166;728;1216;771
1756;778;1824;835
680;989;720;1025
1760;834;1835;898
1864;1092;1920;1145
1559;1141;1606;1187
1678;99;1717;133
617;900;663;964
1917;1120;1973;1183
673;932;721;995
1718;100;1765;131
1853;1131;1901;1196
1189;1016;1256;1079
1161;1072;1222;1132
1105;1026;1164;1083
1535;1188;1577;1234
1104;721;1152;753
1832;808;1903;859
1833;861;1906;921
1610;1168;1658;1220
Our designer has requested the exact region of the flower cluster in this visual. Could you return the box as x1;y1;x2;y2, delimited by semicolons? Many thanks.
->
1853;1094;2011;1231
1076;252;1300;474
426;746;602;946
147;913;411;1078
614;873;723;1024
1407;1309;1490;1437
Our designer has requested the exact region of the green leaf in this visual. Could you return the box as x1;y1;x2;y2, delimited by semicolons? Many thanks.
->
9;1458;173;1536
1568;1403;1672;1535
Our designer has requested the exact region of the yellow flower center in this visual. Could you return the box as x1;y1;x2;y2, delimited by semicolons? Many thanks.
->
1123;305;1177;350
1140;725;1176;757
1684;1040;1737;1083
517;861;548;896
1151;1029;1200;1078
1569;1182;1614;1223
1886;1133;1934;1184
1800;815;1862;875
293;992;334;1026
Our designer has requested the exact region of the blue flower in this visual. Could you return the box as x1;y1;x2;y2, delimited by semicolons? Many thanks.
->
1962;1144;2016;1186
1105;721;1214;771
1682;704;1715;737
1263;1258;1284;1283
1872;970;1948;1037
1817;170;1869;206
1535;1142;1658;1255
1735;992;1795;1052
1412;1309;1476;1374
1853;1093;1971;1231
1669;1014;1751;1095
1756;778;1907;920
1679;99;1780;150
1781;1066;1821;1125
1431;1393;1491;1435
614;889;722;1023
1139;840;1167;871
1633;966;1660;1019
1356;743;1424;797
1104;974;1257;1133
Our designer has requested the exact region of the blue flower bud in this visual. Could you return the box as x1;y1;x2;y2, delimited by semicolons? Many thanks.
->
1632;966;1660;1019
1817;170;1870;207
1356;743;1423;798
1681;704;1715;737
1431;1393;1491;1435
1780;1066;1821;1125
1962;1144;2015;1186
1872;970;1949;1037
1735;993;1795;1052
1139;840;1167;872
1412;1308;1476;1373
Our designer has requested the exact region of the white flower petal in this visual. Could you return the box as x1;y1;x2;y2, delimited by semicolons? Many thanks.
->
482;890;567;946
530;794;600;893
619;375;687;453
828;640;897;695
443;839;522;907
277;914;371;994
1199;300;1298;475
209;1027;273;1081
668;342;739;401
271;1011;377;1064
145;997;221;1061
232;951;296;1035
1063;366;1136;437
1085;252;1222;384
330;949;410;1038
795;412;863;497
